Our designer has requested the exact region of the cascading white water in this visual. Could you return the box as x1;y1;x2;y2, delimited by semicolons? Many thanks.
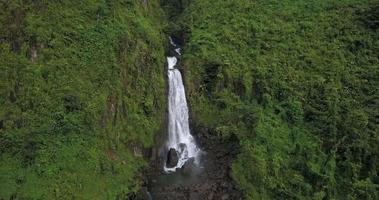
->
164;38;200;172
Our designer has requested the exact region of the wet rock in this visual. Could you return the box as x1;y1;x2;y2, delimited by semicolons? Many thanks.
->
180;157;195;175
147;126;243;200
202;182;211;190
207;192;214;200
150;147;157;160
221;194;229;200
189;192;199;200
166;148;179;168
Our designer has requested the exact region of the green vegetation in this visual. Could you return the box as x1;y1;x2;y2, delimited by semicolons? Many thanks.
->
0;0;166;199
173;0;379;199
1;0;378;199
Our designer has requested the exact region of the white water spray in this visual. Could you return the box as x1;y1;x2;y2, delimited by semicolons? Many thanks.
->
164;38;200;172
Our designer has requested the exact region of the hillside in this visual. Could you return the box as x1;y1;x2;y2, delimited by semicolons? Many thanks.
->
1;0;378;199
174;0;379;199
0;0;166;199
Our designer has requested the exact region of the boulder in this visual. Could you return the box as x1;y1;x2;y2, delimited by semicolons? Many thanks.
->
221;194;229;200
180;157;195;175
166;148;179;168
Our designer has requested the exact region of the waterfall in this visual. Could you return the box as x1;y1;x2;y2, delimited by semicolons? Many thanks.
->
164;38;200;172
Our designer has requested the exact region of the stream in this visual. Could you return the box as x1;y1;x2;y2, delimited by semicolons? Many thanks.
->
145;37;242;200
164;37;201;172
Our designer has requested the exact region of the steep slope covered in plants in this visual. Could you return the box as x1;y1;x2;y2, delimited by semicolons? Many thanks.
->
176;0;379;199
0;0;166;199
1;0;379;199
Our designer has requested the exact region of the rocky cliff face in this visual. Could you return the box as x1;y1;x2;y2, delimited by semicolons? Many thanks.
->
146;125;242;200
144;36;242;200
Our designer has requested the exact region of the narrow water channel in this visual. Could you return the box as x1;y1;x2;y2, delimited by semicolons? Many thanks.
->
164;37;201;172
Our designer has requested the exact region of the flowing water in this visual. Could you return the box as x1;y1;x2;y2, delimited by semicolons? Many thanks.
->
164;38;200;172
148;38;241;200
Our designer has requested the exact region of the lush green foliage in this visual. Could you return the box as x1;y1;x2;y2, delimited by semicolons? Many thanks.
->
175;0;379;199
0;0;166;199
1;0;378;199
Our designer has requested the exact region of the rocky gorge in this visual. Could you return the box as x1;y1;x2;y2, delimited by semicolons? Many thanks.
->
138;37;243;200
145;126;242;200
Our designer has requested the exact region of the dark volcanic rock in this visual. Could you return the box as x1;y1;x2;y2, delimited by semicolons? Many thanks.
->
180;157;195;175
148;127;242;200
166;148;179;168
221;194;230;200
189;192;199;200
